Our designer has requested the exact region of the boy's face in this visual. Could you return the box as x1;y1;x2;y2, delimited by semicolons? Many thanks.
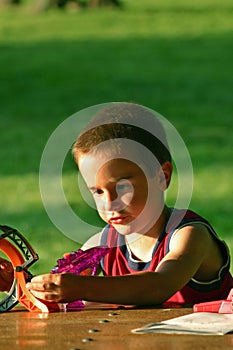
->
78;152;167;236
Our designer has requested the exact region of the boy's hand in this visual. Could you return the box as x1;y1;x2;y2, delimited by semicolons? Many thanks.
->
0;257;14;292
26;273;80;303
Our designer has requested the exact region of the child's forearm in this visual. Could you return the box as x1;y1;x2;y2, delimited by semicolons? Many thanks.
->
73;272;171;306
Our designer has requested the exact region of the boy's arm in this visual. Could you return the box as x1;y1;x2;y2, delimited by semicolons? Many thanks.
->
81;232;102;251
26;224;214;305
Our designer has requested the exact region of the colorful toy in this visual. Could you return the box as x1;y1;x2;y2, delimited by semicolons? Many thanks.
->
51;245;110;309
0;225;109;312
193;288;233;314
0;225;59;312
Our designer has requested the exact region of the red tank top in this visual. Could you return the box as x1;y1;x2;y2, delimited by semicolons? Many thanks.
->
100;209;233;305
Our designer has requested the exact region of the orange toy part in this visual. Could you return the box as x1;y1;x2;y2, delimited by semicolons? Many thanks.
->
0;226;59;313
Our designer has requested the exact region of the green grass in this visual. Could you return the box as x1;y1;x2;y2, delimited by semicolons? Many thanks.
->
0;0;232;275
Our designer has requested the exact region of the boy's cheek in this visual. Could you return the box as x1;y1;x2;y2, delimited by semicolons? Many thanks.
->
98;211;108;223
120;192;134;206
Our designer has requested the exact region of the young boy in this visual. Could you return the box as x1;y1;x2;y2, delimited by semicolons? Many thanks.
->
4;103;233;305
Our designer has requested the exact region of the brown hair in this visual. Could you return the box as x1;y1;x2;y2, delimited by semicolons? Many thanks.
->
72;103;171;166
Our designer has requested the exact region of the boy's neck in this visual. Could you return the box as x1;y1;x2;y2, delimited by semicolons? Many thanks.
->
125;206;171;262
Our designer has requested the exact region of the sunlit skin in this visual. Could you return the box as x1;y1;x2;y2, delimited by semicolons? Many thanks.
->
23;151;226;306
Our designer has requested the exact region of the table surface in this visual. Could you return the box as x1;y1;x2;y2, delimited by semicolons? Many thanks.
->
0;303;232;350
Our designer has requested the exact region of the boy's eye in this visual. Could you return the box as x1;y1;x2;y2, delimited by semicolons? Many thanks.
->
116;179;133;193
92;189;104;196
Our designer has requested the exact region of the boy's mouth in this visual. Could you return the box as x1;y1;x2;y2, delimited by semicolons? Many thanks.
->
108;215;129;225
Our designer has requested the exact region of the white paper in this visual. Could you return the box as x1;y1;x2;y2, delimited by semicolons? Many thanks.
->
132;312;233;335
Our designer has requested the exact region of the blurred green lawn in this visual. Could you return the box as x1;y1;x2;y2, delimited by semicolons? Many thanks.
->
0;0;232;274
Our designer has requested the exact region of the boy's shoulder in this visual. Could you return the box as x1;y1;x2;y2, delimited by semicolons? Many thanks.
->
81;232;102;250
168;208;210;232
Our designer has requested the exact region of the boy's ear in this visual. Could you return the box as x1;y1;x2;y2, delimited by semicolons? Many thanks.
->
157;161;173;190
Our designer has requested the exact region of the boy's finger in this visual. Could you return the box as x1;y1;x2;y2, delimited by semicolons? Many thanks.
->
28;288;59;301
26;281;53;291
26;281;44;291
30;274;51;283
27;275;51;287
27;278;61;292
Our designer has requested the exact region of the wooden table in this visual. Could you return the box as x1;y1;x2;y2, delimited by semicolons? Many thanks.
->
0;304;232;350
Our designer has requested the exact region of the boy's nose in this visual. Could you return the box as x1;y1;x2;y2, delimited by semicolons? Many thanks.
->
104;191;123;212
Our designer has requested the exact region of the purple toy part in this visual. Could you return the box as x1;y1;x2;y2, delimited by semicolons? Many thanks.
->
51;246;110;310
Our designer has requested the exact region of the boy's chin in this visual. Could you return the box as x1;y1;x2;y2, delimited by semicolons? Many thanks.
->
112;219;156;238
112;223;141;236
